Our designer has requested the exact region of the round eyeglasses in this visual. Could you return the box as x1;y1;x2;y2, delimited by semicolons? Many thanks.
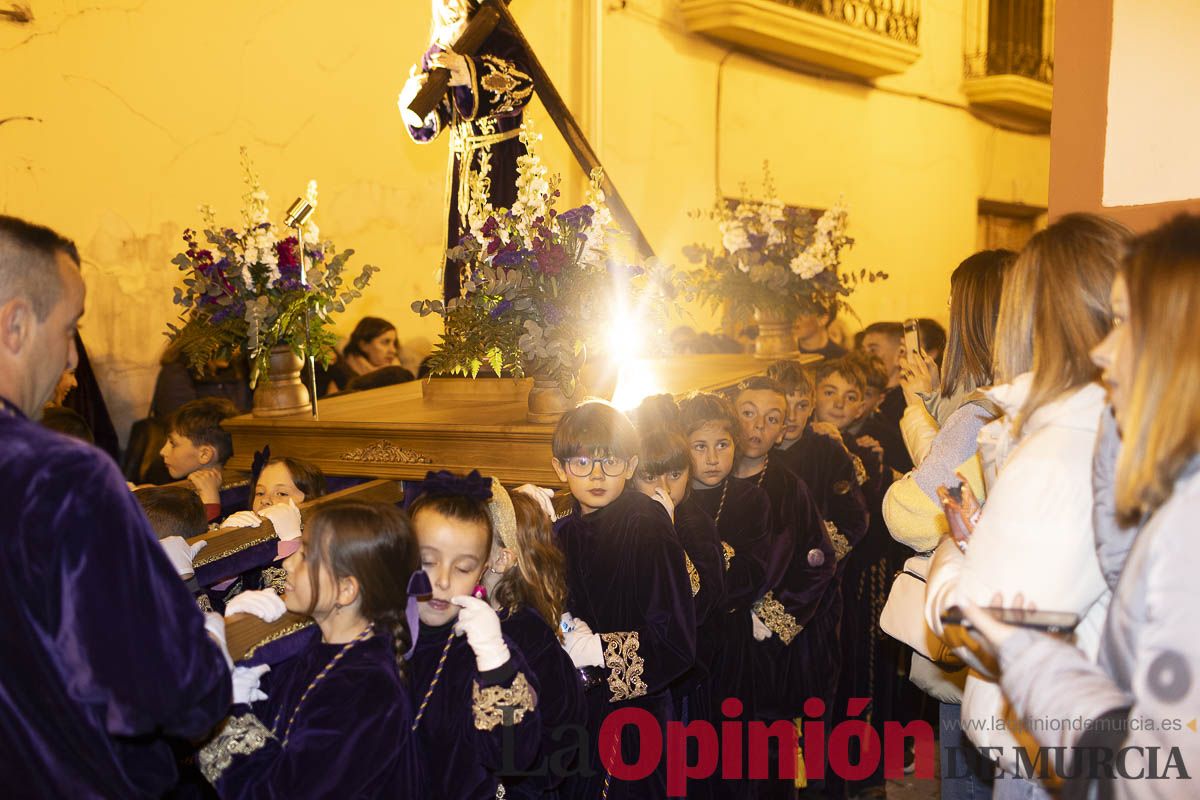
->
563;455;629;478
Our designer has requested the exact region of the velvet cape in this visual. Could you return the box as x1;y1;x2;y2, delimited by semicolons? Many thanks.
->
555;489;697;800
0;411;230;798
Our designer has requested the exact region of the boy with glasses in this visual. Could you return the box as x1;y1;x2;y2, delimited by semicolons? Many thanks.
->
552;400;697;800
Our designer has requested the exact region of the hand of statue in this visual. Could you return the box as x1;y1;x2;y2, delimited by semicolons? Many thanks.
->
427;47;471;87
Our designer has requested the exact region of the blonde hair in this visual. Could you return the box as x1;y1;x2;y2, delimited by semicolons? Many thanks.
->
992;213;1130;435
491;492;569;640
1115;215;1200;524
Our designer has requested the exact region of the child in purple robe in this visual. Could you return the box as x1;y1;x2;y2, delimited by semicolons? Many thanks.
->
408;471;543;800
813;358;904;799
552;400;696;800
729;376;836;797
630;396;726;723
480;480;586;799
197;500;426;798
159;397;239;522
677;391;771;800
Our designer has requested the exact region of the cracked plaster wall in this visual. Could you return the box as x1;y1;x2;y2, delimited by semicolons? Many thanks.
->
1;0;1048;447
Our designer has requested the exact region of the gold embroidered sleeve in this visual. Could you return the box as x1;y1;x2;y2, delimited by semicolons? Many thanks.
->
826;521;852;562
196;593;214;614
752;592;802;645
684;553;700;597
600;631;648;702
721;541;736;571
197;713;274;783
472;671;537;731
851;455;869;486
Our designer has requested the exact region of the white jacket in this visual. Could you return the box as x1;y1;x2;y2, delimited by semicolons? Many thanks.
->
923;373;1112;776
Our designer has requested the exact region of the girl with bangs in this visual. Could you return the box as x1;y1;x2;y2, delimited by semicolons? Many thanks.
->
197;500;426;798
677;391;772;800
406;471;543;800
962;214;1200;800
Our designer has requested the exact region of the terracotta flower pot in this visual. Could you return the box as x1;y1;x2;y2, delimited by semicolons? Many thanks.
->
753;307;799;360
526;377;575;424
252;345;311;418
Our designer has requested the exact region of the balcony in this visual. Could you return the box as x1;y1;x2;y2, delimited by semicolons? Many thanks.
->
962;0;1054;124
680;0;921;80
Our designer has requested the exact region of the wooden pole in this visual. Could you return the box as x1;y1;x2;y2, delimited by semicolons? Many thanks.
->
490;0;655;261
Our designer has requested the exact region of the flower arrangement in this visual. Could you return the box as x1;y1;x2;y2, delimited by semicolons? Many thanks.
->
166;149;380;388
684;166;885;325
413;122;675;396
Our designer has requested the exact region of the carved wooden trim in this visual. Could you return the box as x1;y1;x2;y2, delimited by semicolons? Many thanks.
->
339;440;433;464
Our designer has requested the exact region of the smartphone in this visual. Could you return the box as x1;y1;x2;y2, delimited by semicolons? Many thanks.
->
941;605;1081;634
903;318;923;358
939;482;971;552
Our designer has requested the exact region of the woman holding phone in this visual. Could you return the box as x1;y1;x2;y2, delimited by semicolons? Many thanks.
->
962;214;1200;800
923;213;1130;800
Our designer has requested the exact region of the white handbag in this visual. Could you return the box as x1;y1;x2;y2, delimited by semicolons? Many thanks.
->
880;553;959;666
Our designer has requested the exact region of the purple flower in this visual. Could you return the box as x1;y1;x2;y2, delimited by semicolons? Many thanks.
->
480;216;500;239
543;303;564;325
492;245;528;268
489;299;514;318
558;205;595;229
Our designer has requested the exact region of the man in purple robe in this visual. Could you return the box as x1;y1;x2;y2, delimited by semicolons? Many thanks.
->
0;216;231;798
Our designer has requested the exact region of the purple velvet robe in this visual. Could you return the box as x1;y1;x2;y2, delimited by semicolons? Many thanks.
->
748;459;836;720
689;478;770;799
556;489;697;799
0;411;230;798
199;632;424;798
497;607;587;799
404;25;534;302
774;427;870;711
409;621;543;800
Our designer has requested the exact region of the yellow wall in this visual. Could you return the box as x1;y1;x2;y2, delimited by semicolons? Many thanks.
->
1;0;1048;441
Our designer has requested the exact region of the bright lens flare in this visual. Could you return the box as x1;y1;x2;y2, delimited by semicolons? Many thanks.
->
606;289;664;410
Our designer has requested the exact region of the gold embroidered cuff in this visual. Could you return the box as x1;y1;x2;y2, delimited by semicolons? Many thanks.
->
851;455;869;486
198;713;273;783
473;671;537;731
684;553;700;597
600;631;648;702
721;541;736;571
753;592;802;645
826;521;852;562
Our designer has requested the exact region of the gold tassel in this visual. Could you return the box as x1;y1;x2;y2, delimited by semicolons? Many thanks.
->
794;718;808;789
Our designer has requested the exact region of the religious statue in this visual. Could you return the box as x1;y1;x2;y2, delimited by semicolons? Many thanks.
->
399;0;535;302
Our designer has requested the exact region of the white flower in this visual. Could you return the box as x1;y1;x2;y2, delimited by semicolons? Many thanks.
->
766;224;786;246
789;251;825;279
720;220;750;253
736;256;751;274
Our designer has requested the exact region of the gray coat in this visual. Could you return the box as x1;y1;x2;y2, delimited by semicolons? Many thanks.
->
997;460;1200;797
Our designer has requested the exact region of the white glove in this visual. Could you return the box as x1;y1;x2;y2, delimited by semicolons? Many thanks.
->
451;595;510;672
222;510;263;529
160;536;208;578
751;610;773;641
224;589;288;622
204;612;234;672
232;664;271;705
259;499;302;542
514;484;556;520
563;628;605;668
